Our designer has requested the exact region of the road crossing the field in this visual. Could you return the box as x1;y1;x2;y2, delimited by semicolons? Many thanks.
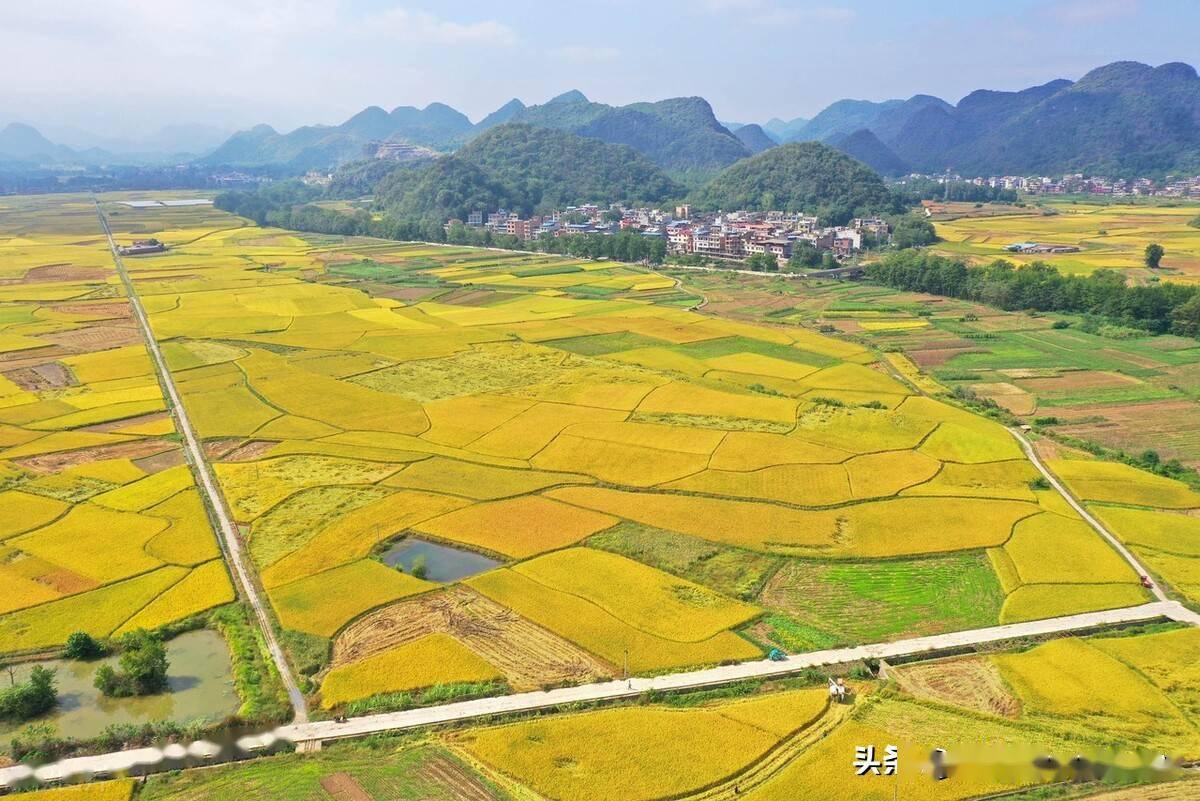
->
275;599;1194;745
92;199;309;723
5;598;1194;786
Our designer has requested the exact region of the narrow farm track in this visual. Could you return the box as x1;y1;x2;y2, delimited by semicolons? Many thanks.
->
678;700;854;801
92;198;309;722
1007;426;1174;605
875;345;1177;608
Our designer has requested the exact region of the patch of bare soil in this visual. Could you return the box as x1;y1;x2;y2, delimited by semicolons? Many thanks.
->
51;300;132;321
0;347;68;368
2;362;76;391
134;447;186;473
35;568;99;595
44;324;141;351
333;585;611;691
319;772;373;801
891;656;1021;718
417;753;501;801
217;440;277;462
16;439;176;472
84;411;168;433
374;286;443;302
0;264;109;283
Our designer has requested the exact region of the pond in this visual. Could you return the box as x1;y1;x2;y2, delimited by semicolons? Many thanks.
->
381;537;501;582
0;629;240;741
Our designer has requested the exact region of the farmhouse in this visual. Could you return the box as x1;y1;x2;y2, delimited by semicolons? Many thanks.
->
1004;242;1080;254
118;238;166;256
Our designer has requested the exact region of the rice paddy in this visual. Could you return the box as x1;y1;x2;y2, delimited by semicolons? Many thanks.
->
0;194;229;655
1;192;1174;736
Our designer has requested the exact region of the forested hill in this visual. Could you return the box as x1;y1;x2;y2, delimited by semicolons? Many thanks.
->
509;95;750;180
791;61;1200;176
375;124;682;222
690;141;901;224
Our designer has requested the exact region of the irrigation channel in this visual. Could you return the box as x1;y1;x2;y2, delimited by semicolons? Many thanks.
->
3;600;1197;790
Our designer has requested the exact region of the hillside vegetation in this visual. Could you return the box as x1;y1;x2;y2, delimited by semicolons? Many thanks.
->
376;124;682;220
691;141;901;223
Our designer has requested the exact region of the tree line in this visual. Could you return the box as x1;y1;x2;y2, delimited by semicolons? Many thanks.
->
215;187;669;264
867;250;1200;337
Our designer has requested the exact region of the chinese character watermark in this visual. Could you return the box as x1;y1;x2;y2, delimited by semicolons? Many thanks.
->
854;745;898;776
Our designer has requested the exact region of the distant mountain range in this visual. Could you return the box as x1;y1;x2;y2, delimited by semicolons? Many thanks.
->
7;60;1200;179
0;120;229;166
783;61;1200;176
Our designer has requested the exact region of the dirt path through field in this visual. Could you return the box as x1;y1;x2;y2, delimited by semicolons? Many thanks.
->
93;197;309;722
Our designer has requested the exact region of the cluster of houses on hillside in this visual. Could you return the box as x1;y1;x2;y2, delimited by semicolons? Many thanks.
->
913;172;1200;198
450;203;890;263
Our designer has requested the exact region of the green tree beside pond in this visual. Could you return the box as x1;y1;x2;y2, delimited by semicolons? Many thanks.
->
94;629;170;698
0;665;57;722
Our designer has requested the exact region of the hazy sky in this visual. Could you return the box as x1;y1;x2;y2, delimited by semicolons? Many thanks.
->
2;0;1197;139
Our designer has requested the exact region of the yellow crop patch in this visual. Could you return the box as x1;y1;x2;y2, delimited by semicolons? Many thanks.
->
115;560;235;634
0;562;62;614
269;559;435;637
703;352;820;381
663;463;852;506
512;548;760;641
844;450;942;498
415;496;617;558
144;489;221;565
385;457;591;500
1003;513;1138;584
903;460;1038;501
792;406;934;453
1000;583;1149;623
1049;459;1200;509
0;490;68;539
14;503;167;583
320;633;503;708
261;489;467;587
467;402;627;459
215;455;401;521
460;701;796;801
638;381;797;423
16;780;135;801
708;430;851;470
994;638;1191;748
92;464;194;511
1092;505;1200;556
468;567;760;673
533;434;712;487
0;566;187;651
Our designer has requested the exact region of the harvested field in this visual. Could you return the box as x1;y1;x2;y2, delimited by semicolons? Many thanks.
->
416;752;503;801
890;656;1021;717
332;585;612;691
319;773;371;801
13;438;175;472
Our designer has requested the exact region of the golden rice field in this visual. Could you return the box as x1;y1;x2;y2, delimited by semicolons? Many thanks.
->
0;194;231;655
447;626;1200;801
1;192;1164;710
933;200;1200;279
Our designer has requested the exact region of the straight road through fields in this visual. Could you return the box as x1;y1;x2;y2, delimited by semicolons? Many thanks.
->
7;599;1192;786
92;199;309;722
